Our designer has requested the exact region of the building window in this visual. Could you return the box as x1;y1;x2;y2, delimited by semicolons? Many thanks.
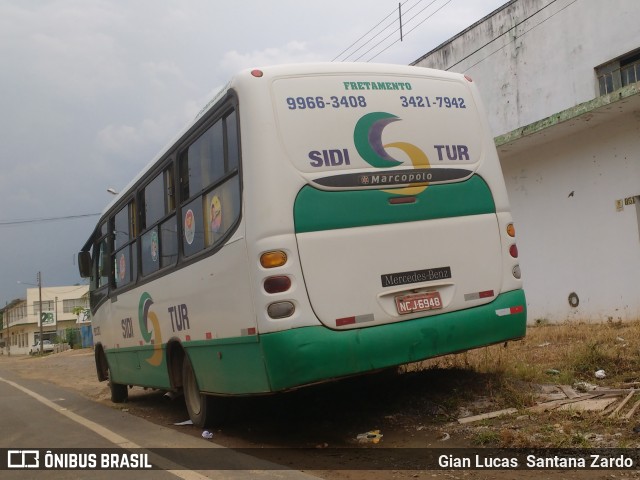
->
596;48;640;96
63;298;89;313
33;300;54;315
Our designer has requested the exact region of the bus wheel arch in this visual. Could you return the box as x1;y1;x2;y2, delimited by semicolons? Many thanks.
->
166;340;185;390
95;345;128;403
94;344;108;382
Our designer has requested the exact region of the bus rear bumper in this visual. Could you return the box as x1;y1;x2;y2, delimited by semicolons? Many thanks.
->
260;289;526;392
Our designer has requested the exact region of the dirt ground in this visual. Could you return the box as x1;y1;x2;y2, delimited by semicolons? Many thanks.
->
1;348;639;479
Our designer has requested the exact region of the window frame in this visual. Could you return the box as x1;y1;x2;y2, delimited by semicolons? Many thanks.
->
139;162;179;279
86;94;242;312
596;48;640;96
110;198;138;290
178;107;242;261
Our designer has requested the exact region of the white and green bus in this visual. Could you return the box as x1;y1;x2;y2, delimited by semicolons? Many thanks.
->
79;63;526;427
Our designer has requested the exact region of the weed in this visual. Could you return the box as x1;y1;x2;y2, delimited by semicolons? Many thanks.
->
411;320;640;449
471;427;501;446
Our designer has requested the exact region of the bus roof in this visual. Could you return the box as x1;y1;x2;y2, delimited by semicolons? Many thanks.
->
91;62;468;226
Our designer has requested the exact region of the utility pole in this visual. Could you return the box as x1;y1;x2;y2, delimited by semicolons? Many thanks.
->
399;3;403;42
4;301;8;357
38;271;43;355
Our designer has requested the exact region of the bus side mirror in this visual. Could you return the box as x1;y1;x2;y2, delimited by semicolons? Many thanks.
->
78;251;92;278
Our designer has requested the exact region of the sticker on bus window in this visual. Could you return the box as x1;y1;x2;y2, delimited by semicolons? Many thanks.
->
118;253;126;282
210;195;222;233
150;230;159;262
184;209;195;245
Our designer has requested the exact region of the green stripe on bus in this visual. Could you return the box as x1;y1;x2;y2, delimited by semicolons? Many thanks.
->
105;336;268;395
105;348;170;389
293;174;495;233
260;289;526;392
184;338;271;395
105;289;525;395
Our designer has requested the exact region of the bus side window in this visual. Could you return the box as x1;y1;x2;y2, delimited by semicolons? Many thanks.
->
96;237;109;288
141;166;177;275
225;110;239;171
89;235;110;308
112;200;137;288
204;177;240;247
180;109;240;257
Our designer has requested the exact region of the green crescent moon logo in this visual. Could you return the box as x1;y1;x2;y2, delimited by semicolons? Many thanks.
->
354;112;403;168
138;292;163;366
353;111;431;195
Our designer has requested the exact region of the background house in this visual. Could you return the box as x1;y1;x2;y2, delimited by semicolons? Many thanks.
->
413;0;640;322
1;285;89;355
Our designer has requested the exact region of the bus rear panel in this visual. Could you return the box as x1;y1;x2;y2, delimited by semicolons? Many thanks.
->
237;65;526;391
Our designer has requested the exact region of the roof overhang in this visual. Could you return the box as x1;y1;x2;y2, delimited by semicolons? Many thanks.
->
495;83;640;156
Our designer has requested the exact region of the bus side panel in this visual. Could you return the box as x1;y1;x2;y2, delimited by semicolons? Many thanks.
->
185;338;271;395
105;347;171;389
260;289;526;392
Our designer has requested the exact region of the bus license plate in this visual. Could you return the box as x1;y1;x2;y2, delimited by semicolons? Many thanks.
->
395;292;442;315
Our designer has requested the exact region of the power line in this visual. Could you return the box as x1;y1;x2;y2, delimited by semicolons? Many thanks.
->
334;0;454;64
461;0;578;72
0;212;100;227
364;0;453;62
332;1;412;62
335;0;431;62
442;0;563;71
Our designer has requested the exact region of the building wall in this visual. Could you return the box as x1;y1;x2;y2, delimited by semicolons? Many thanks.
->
500;109;640;321
413;0;640;136
3;285;88;355
413;0;640;322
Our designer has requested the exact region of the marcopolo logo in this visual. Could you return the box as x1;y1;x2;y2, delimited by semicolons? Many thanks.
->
139;292;163;367
354;112;430;195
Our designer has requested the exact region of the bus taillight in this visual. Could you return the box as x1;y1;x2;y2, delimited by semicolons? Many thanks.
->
506;223;516;237
264;276;291;294
268;301;295;319
509;244;519;258
260;250;287;268
512;265;522;279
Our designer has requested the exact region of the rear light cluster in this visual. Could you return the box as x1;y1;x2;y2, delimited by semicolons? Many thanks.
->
507;223;521;280
260;250;295;319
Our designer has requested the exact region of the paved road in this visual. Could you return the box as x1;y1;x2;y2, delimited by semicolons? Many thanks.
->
0;365;318;480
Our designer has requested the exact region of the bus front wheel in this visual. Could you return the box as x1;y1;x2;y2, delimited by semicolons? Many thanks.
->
182;355;217;427
108;366;128;403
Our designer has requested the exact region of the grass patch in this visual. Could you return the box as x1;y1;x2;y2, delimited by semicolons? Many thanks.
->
420;320;640;385
406;320;640;448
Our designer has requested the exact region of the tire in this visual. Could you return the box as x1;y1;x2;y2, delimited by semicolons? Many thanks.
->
108;366;128;403
182;355;219;427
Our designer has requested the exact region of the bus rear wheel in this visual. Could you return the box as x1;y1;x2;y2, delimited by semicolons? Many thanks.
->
182;355;219;427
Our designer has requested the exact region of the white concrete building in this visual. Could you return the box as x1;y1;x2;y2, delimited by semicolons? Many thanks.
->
413;0;640;322
1;285;88;355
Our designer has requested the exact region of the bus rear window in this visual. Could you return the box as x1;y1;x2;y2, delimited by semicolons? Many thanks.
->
272;75;484;177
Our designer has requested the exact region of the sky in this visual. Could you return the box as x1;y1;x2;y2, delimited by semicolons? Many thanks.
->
0;0;507;307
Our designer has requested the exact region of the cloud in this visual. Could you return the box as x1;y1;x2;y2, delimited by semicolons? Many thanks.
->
96;113;187;160
219;41;324;75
